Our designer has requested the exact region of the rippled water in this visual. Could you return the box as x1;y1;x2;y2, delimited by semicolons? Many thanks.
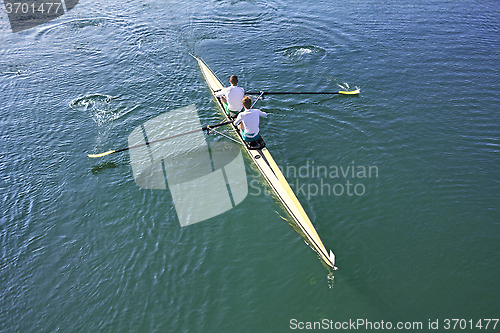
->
1;0;499;332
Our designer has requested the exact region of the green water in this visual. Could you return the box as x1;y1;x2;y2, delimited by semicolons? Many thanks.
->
1;0;499;332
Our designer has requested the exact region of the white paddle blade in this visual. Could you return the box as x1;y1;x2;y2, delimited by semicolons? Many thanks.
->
329;250;338;270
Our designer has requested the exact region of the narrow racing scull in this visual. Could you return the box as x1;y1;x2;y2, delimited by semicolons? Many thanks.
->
194;56;337;270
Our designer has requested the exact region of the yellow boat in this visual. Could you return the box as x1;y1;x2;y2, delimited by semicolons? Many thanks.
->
194;56;337;270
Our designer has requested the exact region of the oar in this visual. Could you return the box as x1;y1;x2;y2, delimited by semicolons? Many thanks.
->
87;120;233;158
250;91;265;108
246;89;360;95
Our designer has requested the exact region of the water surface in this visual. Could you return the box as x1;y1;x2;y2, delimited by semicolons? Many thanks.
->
1;0;499;331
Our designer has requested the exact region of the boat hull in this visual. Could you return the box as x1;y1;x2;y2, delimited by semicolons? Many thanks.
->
195;56;336;269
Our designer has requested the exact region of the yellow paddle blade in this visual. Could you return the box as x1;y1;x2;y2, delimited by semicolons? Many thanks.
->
88;150;116;158
338;89;360;95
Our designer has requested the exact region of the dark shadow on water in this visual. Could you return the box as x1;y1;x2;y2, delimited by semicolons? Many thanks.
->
91;161;119;175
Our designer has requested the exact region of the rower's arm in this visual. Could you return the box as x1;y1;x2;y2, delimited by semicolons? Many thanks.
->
233;114;242;126
215;87;226;97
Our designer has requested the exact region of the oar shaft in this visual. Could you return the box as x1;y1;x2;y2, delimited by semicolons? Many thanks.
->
247;90;359;95
88;120;233;158
202;120;233;131
124;128;203;152
250;91;265;108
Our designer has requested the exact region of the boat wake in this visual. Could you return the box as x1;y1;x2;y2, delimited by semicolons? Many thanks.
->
277;45;327;62
70;94;126;127
71;94;132;153
327;272;335;288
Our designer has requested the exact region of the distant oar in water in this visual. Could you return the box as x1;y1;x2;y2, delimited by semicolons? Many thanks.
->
87;120;233;158
246;89;360;96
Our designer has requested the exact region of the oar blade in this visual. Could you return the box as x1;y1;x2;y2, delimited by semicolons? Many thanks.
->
338;89;360;95
88;150;116;158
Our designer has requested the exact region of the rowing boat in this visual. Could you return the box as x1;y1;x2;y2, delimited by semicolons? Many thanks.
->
194;56;337;270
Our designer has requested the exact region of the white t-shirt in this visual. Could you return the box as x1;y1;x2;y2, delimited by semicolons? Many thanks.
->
233;108;267;135
215;86;245;112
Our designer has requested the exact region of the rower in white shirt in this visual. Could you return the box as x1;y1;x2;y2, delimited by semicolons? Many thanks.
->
233;96;267;142
215;75;245;117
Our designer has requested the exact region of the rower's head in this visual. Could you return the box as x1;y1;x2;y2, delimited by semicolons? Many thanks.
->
242;96;252;110
230;75;238;86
